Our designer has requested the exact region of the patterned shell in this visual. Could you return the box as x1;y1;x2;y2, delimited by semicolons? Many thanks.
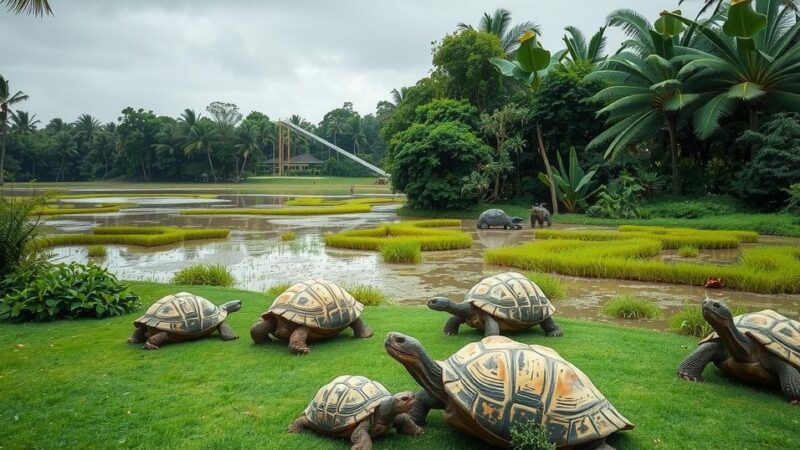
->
266;279;364;330
134;292;226;335
466;272;555;324
699;309;800;368
442;336;634;447
304;375;392;432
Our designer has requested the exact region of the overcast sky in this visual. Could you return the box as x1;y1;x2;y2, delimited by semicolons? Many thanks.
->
1;0;701;125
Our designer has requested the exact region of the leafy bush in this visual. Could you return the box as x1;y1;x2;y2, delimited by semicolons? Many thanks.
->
0;195;45;277
526;272;566;301
510;420;555;450
0;261;140;322
172;264;235;287
677;245;699;258
670;303;747;337
602;296;662;319
645;195;747;218
586;172;645;219
538;147;600;213
381;240;422;264
87;245;108;257
344;284;392;306
265;282;291;297
281;231;297;241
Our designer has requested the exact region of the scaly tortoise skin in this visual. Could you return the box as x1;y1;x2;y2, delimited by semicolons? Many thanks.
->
677;300;800;404
288;375;423;450
127;292;241;349
385;333;633;449
250;279;373;354
428;272;562;338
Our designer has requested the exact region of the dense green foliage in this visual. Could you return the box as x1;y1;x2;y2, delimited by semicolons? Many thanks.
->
0;195;43;276
171;264;235;287
0;261;139;321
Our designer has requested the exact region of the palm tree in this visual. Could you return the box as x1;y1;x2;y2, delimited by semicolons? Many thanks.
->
561;26;608;64
2;0;51;16
93;123;119;179
346;116;368;155
73;114;101;144
587;52;699;194
49;130;78;182
390;87;409;106
458;8;541;54
1;75;29;185
182;120;219;182
10;111;39;135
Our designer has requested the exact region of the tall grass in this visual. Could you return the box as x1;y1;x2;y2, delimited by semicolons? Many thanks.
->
535;226;755;249
86;245;107;257
602;296;662;319
265;282;292;297
172;264;235;287
281;231;297;241
180;204;371;216
344;284;393;306
677;245;699;258
38;226;230;248
0;195;45;277
325;220;471;252
526;272;566;301
670;303;748;337
381;240;422;264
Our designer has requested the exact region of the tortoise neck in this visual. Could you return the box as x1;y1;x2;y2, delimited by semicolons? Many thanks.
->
375;398;395;424
404;352;447;403
446;301;472;319
713;317;755;362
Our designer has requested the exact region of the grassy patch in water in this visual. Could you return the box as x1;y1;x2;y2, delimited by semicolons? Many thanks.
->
381;240;422;264
535;226;756;249
86;245;107;257
280;231;297;241
344;284;393;306
325;220;471;252
285;197;402;207
180;204;371;216
485;230;800;294
171;264;235;287
0;281;797;449
265;282;292;297
602;296;662;320
32;203;137;215
38;226;230;248
526;272;566;301
669;303;749;337
677;245;699;258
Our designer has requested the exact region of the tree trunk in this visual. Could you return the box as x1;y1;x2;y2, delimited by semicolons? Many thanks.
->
238;154;248;183
666;117;682;195
206;147;217;182
140;151;149;182
536;123;558;215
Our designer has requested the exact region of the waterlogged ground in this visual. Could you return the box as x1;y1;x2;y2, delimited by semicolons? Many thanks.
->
42;190;800;330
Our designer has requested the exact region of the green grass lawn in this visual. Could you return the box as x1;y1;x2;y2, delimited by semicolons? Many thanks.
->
1;282;797;449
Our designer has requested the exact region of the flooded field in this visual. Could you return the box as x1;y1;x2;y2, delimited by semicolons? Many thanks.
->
44;190;800;330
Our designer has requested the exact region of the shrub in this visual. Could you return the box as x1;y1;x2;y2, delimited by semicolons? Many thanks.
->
670;303;748;337
87;245;108;257
526;272;566;301
281;231;297;241
646;195;747;218
586;172;645;219
381;240;422;264
677;245;699;258
0;261;140;322
265;282;291;297
602;296;662;319
344;284;392;306
0;195;45;277
172;264;235;287
510;420;555;450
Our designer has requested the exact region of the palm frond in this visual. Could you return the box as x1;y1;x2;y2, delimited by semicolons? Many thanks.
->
1;0;51;16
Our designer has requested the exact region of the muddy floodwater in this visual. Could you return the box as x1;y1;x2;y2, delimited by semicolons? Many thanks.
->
45;190;800;330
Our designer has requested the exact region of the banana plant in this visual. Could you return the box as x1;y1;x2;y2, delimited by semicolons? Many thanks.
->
537;147;602;213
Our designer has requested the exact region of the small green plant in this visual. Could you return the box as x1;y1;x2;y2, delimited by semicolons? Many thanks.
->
0;261;140;321
281;231;297;241
0;195;46;277
345;284;392;306
171;264;235;287
677;245;699;258
526;272;565;301
87;245;108;257
670;303;747;337
265;282;292;297
510;420;555;450
381;240;422;264
602;295;662;319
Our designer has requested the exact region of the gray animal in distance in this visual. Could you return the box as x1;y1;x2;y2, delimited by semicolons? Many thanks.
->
531;203;552;228
476;209;523;230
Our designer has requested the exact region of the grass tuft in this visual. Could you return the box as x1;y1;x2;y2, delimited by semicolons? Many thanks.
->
86;245;107;257
280;231;297;241
171;264;235;287
265;283;292;297
670;303;748;337
344;284;392;306
526;273;566;301
381;240;422;264
677;245;699;258
602;296;662;319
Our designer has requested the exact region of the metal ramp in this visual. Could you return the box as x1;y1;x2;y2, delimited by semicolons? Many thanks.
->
277;119;389;177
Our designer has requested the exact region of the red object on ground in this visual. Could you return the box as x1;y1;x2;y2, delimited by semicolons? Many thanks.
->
704;277;723;288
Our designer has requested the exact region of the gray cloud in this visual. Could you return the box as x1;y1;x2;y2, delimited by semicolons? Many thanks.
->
1;0;699;124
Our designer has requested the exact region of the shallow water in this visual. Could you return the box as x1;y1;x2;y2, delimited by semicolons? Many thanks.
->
44;192;800;330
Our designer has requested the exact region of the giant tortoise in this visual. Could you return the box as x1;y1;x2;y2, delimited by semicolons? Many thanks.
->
476;209;523;230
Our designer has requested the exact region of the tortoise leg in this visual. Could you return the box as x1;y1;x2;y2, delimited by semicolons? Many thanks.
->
585;440;615;450
443;315;465;336
776;360;800;405
677;342;724;382
127;327;146;344
144;331;170;350
350;318;374;339
393;413;424;436
540;317;564;337
250;317;275;344
288;326;311;355
350;420;373;450
409;390;443;426
482;313;500;337
218;322;239;341
287;415;312;433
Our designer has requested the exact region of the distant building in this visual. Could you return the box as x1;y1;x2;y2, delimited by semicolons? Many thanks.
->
260;153;324;175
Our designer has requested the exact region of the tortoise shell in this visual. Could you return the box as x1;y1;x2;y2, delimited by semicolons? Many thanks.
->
466;272;555;325
304;375;391;433
266;279;363;330
134;292;226;336
699;309;800;368
441;336;633;448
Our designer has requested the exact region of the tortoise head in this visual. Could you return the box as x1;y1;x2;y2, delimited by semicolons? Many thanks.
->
427;297;454;311
222;300;242;313
391;391;416;414
702;298;733;327
385;332;426;365
384;332;448;402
